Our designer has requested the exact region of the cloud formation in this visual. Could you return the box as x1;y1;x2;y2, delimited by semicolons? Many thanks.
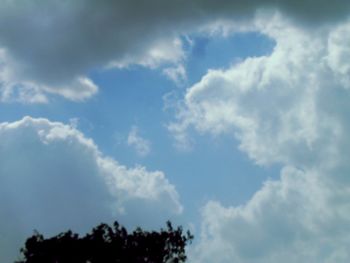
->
0;117;181;262
170;15;341;167
1;0;350;102
2;1;350;261
170;14;350;263
191;166;350;263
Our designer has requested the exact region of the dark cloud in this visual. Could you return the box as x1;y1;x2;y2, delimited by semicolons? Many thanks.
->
0;0;349;101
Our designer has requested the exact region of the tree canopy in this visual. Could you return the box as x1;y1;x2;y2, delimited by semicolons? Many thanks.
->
16;221;193;263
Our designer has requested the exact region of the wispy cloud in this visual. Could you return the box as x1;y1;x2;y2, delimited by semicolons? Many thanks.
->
163;64;187;87
127;126;152;157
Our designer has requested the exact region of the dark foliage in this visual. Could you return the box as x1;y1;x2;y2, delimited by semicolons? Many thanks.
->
16;221;193;263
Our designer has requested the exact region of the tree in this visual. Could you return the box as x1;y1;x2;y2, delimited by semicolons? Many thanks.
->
16;221;193;263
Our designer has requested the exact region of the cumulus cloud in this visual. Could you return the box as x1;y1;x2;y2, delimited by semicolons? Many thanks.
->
127;125;151;157
170;14;350;263
1;0;350;102
170;15;341;167
191;166;350;263
0;117;182;262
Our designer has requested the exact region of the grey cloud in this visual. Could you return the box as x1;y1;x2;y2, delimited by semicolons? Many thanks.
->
0;0;350;101
0;0;189;85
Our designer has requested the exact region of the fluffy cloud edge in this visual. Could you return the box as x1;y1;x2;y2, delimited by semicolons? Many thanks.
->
170;14;350;263
0;116;182;262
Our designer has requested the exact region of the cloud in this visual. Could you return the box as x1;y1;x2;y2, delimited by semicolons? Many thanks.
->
0;0;349;102
127;125;151;157
191;166;350;263
0;0;186;102
170;15;350;263
163;64;187;87
170;14;343;167
0;117;182;262
0;48;99;103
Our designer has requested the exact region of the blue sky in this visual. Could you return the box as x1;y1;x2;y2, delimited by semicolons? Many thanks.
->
0;31;279;229
2;1;350;263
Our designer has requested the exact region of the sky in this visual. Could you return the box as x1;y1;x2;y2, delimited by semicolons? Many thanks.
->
1;1;350;262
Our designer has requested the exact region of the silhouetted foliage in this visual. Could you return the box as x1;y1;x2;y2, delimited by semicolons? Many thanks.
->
16;221;193;263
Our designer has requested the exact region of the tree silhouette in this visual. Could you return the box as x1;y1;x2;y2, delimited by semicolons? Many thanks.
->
16;221;193;263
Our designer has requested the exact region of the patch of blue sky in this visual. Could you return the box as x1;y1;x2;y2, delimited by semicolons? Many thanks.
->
183;31;276;84
87;31;279;225
0;31;280;230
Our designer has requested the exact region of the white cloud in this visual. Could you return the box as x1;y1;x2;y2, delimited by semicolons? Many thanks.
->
109;37;185;69
170;14;342;167
327;23;350;88
191;166;350;263
0;117;182;262
127;126;152;157
1;0;349;102
170;15;350;263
